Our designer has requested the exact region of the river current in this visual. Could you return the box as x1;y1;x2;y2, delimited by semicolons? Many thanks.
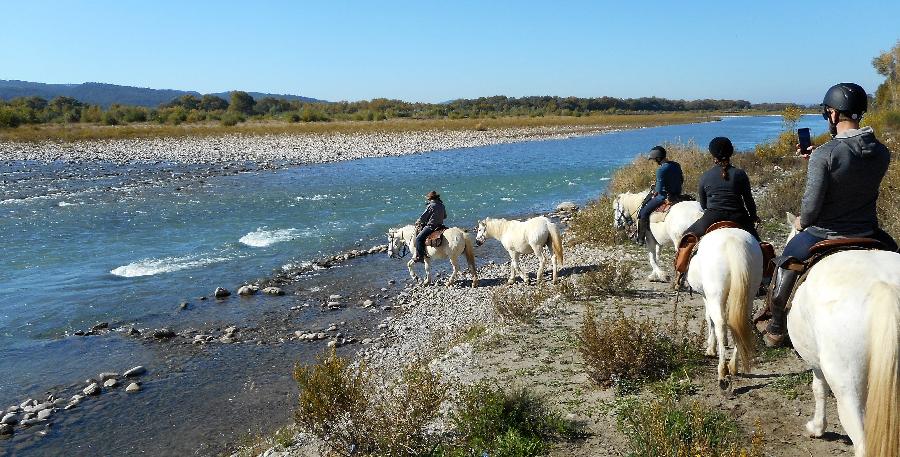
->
0;115;825;455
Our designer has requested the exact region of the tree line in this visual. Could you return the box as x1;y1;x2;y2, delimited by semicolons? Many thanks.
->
0;91;778;129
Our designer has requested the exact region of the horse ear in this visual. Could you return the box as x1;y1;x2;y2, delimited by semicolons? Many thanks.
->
785;212;796;226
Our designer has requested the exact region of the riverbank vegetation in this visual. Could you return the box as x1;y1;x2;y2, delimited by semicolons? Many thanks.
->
0;112;715;142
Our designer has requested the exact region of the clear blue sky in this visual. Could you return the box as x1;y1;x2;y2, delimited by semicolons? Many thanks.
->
2;1;898;104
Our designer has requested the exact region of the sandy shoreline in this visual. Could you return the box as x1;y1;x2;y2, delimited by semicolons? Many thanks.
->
0;125;618;165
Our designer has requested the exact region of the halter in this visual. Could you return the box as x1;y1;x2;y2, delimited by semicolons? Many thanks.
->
614;199;637;228
388;231;409;258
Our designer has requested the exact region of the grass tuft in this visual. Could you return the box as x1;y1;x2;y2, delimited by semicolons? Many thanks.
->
492;286;551;324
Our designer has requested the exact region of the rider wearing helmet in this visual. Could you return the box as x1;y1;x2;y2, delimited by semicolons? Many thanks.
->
761;83;898;347
413;191;447;263
674;137;761;276
637;146;684;245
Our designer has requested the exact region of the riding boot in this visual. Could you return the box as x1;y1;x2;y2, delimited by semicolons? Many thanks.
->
757;242;776;297
674;234;698;274
763;267;798;348
636;219;647;246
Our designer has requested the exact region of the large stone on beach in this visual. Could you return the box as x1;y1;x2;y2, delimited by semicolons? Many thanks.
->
0;423;12;435
1;413;17;425
99;372;119;381
123;366;146;377
237;285;259;296
152;328;176;339
36;409;52;421
83;383;101;396
103;379;118;388
556;201;578;212
214;287;231;298
262;287;284;296
125;383;141;393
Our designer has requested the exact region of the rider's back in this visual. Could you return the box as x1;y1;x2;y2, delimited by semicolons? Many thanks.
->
802;127;890;238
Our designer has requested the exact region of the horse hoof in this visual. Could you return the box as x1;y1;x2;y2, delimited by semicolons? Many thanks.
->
718;377;732;392
804;420;825;438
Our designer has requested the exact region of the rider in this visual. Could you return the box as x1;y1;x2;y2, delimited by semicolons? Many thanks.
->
761;82;898;348
637;146;684;245
413;191;447;263
675;137;761;273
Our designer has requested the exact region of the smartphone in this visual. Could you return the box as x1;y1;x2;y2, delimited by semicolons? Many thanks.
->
797;128;812;154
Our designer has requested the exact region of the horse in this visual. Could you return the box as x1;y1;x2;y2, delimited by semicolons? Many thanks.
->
386;225;478;288
475;216;563;285
685;227;761;390
613;190;703;281
782;213;899;457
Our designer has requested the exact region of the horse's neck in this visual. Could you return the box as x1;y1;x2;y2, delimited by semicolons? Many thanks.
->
623;191;648;214
401;225;417;244
487;219;508;238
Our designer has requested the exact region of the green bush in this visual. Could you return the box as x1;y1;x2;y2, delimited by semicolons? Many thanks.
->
578;260;635;296
612;397;762;457
220;112;244;127
579;306;703;392
443;383;581;457
567;196;627;246
0;106;26;128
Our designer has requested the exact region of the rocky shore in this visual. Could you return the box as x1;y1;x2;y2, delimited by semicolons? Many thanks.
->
0;125;614;165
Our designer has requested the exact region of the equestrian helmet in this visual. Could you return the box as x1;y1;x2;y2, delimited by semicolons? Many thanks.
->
822;83;867;119
647;146;667;160
708;137;734;160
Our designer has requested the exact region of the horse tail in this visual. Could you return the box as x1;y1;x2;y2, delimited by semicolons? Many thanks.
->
864;282;900;457
724;235;755;374
547;222;564;266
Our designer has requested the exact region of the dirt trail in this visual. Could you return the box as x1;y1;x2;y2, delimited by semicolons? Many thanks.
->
438;240;855;457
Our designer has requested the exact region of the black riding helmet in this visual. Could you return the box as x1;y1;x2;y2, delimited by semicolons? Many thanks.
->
708;137;734;160
821;83;867;120
647;146;667;161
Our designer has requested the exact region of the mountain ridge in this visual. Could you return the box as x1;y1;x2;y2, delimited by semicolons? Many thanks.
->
0;80;324;108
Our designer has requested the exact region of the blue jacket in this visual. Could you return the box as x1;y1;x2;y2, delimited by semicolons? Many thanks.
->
654;161;684;198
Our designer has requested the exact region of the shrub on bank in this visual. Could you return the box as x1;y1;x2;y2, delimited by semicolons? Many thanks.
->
220;112;245;127
612;397;762;457
579;305;703;392
567;196;626;246
578;260;635;296
491;286;550;324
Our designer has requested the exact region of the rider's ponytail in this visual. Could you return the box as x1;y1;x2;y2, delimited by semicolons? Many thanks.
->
719;158;732;181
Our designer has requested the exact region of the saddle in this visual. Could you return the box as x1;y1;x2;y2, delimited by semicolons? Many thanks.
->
649;194;695;223
777;237;887;312
674;221;775;280
424;225;448;248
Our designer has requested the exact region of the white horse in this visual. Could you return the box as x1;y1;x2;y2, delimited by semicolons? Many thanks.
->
686;227;761;389
613;190;703;281
783;213;899;457
387;225;478;287
475;216;563;285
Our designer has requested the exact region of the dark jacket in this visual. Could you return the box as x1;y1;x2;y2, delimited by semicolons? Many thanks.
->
800;127;891;238
418;199;446;227
655;161;684;198
697;165;757;220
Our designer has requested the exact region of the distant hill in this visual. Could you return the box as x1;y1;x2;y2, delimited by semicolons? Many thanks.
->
0;80;324;108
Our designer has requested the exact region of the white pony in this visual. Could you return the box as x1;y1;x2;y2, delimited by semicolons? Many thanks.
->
686;227;761;389
783;213;899;457
475;216;563;284
613;190;703;281
387;225;478;287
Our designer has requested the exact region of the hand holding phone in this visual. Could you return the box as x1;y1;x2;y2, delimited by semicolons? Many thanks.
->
797;128;812;156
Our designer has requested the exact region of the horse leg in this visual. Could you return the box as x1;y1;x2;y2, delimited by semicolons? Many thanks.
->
646;236;666;282
828;368;866;455
804;368;829;438
516;253;530;284
708;295;730;388
705;315;717;357
447;255;459;287
534;245;547;285
406;259;418;281
423;258;432;285
507;251;518;285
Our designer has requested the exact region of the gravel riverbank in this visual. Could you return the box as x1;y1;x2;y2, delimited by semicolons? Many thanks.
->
0;125;615;164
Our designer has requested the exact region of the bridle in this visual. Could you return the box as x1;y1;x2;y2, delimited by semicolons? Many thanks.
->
388;232;409;259
614;198;637;229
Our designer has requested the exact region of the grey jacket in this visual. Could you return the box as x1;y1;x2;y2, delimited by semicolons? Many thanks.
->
801;127;891;238
418;199;446;227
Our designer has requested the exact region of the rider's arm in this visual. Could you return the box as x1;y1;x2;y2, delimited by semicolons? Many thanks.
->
654;164;665;195
738;171;758;221
697;176;707;210
799;151;829;229
418;204;434;226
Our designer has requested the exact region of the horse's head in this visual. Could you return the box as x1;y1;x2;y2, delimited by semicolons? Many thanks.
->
475;219;488;247
386;228;408;259
785;212;799;244
613;195;632;230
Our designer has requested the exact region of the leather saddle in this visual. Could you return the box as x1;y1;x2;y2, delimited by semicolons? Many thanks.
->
674;221;775;279
424;226;448;248
649;194;695;223
782;237;886;273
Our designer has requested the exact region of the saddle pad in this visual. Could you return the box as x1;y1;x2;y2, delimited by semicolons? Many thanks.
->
649;210;669;224
807;237;885;257
705;220;742;234
425;227;447;247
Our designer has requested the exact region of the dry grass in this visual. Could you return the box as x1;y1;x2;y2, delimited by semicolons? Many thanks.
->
612;397;763;457
293;352;447;457
0;112;712;142
578;260;636;297
579;305;704;392
492;286;551;324
567;195;629;246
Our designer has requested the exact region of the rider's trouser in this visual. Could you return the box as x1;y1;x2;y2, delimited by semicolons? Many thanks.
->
637;195;665;245
765;265;798;336
414;226;435;260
